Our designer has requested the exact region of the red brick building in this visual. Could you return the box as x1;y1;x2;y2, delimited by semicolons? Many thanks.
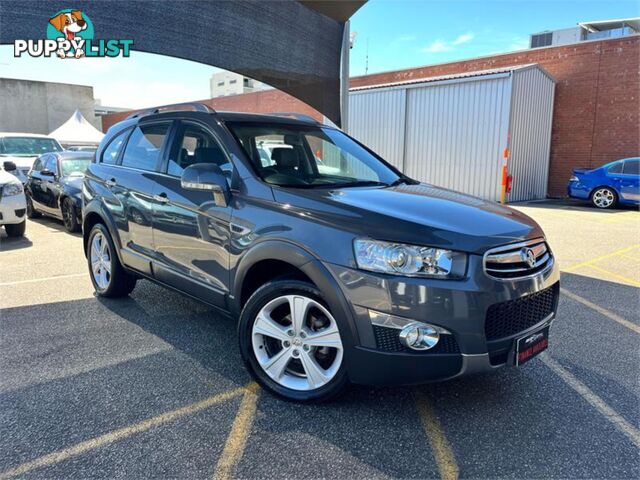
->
102;36;639;197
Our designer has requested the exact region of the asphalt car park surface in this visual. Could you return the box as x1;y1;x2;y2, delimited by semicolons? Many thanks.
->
0;200;638;479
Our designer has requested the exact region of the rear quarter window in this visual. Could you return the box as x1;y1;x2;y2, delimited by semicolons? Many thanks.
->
101;129;130;165
607;163;623;174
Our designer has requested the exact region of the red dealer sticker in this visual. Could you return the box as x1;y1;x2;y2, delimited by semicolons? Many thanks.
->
515;326;550;366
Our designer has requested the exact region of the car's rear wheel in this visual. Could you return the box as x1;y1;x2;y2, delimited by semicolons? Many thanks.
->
26;194;40;218
87;223;137;297
5;220;26;237
239;279;348;402
591;187;617;209
62;197;80;232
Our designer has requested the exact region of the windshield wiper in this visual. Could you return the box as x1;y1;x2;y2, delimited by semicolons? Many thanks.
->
388;177;417;187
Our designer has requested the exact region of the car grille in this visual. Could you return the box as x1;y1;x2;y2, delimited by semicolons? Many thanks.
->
373;325;461;354
484;238;552;279
484;284;558;341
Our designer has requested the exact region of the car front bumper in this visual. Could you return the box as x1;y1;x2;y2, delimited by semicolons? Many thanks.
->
0;193;27;225
326;252;560;386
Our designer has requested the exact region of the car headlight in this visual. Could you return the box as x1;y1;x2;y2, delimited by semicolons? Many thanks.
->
353;239;467;278
1;183;23;196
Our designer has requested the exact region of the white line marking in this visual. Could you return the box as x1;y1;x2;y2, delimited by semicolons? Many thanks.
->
561;288;640;334
0;273;87;287
542;355;640;449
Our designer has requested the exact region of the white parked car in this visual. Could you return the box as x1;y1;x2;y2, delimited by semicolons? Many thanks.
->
0;166;27;237
0;132;64;183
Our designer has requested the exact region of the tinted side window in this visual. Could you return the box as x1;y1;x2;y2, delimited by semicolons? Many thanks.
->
44;156;58;174
167;123;232;177
608;162;623;174
32;157;44;172
101;129;129;165
623;160;639;175
122;124;170;172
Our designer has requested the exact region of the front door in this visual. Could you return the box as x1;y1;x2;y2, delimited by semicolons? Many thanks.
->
620;159;640;202
151;120;233;308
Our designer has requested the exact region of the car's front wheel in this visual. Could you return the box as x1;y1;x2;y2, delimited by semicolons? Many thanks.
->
26;194;40;218
239;280;348;402
62;197;80;232
87;223;137;297
591;187;617;209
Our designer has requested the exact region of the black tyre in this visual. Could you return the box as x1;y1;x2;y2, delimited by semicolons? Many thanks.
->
87;223;137;297
62;197;80;232
238;279;348;402
590;187;617;209
5;220;26;237
26;194;41;218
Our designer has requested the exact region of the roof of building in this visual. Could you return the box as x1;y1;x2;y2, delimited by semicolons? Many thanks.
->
349;64;555;92
579;17;640;32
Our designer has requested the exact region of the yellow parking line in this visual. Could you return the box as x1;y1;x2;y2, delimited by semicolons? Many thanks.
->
0;387;246;480
562;244;640;273
213;383;260;480
415;391;459;480
585;264;640;287
542;355;640;449
561;288;640;334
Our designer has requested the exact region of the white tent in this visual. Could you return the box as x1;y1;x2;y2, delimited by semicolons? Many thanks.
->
49;110;104;147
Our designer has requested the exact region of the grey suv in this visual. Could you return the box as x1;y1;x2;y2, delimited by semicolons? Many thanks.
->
83;103;559;402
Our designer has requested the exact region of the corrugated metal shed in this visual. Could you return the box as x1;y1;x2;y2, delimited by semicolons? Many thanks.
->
347;64;556;202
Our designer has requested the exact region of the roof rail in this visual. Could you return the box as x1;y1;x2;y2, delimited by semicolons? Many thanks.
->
270;112;322;124
126;102;216;120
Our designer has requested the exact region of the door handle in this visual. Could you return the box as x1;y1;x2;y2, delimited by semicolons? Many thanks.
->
153;192;169;204
105;178;117;188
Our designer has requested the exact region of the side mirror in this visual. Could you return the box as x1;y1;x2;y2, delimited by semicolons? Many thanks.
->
181;163;231;207
3;161;17;172
41;169;55;177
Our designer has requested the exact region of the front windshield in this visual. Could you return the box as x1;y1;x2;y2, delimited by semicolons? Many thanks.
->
0;137;63;156
61;158;92;176
227;122;402;187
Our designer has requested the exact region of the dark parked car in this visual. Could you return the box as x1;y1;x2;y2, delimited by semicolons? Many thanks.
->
25;151;93;232
568;158;640;209
82;103;560;402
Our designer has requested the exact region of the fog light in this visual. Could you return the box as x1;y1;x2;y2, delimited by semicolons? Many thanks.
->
399;323;440;350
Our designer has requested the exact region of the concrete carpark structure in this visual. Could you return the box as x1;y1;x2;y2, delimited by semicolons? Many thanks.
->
1;1;639;480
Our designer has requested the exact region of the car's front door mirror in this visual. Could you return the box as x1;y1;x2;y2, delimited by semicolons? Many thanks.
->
40;169;56;178
180;163;231;207
3;161;17;172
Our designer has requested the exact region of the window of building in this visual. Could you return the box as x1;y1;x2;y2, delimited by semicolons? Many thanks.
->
229;79;237;84
217;81;224;86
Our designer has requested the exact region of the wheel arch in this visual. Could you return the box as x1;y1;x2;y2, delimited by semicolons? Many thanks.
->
589;184;620;198
82;202;123;262
232;240;358;344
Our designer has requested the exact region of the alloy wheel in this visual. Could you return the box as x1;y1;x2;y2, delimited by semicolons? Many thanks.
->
251;294;343;391
62;201;74;229
593;188;614;208
90;232;112;290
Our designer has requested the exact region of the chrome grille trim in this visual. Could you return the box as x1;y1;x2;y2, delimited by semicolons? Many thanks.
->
483;238;553;280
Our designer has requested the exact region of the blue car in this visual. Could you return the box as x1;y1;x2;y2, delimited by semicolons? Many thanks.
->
567;158;640;209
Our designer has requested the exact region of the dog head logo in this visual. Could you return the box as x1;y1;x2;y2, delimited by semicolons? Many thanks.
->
49;10;87;41
46;9;94;58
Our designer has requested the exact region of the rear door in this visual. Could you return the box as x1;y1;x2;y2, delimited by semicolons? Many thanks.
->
113;121;173;269
620;159;640;202
151;119;233;308
28;155;48;211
